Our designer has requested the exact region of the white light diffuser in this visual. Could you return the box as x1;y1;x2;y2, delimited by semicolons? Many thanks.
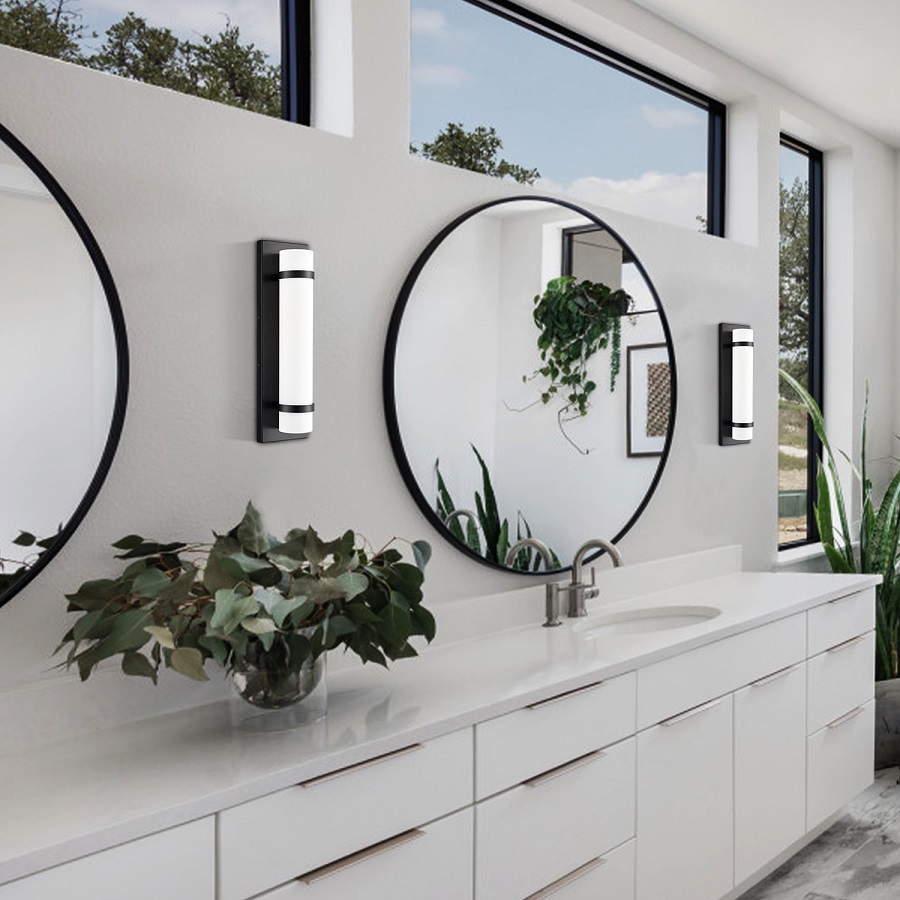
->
278;247;314;435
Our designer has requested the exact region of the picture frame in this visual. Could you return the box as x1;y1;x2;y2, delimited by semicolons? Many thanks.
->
627;343;671;457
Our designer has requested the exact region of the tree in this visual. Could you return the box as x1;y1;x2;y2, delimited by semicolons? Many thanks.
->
779;176;810;386
412;122;540;185
0;0;87;62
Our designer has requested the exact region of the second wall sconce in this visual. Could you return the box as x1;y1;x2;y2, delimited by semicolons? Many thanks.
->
719;322;753;445
257;239;314;443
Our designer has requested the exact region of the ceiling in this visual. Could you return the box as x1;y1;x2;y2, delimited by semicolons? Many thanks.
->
628;0;900;147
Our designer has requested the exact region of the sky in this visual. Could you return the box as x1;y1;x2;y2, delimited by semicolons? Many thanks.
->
410;0;710;228
73;0;280;59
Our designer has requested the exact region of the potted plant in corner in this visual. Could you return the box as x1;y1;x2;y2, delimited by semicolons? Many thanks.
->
56;503;434;711
781;370;900;766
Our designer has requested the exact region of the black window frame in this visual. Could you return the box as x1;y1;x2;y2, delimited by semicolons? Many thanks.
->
411;0;727;236
282;0;312;125
778;134;824;550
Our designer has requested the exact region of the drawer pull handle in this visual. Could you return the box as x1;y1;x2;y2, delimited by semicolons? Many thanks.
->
526;680;605;710
523;749;605;788
827;634;867;654
297;829;425;885
660;698;721;727
525;856;606;899
299;743;424;788
751;663;801;688
827;706;866;729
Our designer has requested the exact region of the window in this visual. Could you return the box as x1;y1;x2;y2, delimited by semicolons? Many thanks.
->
0;0;312;122
410;0;725;234
778;136;823;548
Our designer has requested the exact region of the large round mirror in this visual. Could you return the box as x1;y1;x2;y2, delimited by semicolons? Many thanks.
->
0;123;127;607
384;196;675;573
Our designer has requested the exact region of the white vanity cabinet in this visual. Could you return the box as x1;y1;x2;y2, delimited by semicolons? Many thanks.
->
474;673;637;900
217;729;473;900
0;818;214;900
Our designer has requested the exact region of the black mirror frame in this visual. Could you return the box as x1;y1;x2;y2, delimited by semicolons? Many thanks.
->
0;121;129;611
383;195;676;574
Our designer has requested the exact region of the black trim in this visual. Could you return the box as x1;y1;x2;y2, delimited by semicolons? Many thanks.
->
457;0;726;237
279;403;315;413
279;270;314;279
383;196;677;575
0;122;129;611
281;0;312;125
779;135;824;549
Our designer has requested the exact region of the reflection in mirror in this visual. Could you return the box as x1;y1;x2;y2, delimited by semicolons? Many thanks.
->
385;197;674;573
0;126;126;606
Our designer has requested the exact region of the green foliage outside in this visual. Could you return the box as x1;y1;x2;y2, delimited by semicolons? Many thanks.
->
781;370;900;681
779;176;811;388
0;0;280;116
57;503;434;684
411;122;540;185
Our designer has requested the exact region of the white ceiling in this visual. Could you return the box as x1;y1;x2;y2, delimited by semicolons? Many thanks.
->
628;0;900;147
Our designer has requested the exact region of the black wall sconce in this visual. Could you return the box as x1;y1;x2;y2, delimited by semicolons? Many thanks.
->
719;322;753;445
257;240;314;443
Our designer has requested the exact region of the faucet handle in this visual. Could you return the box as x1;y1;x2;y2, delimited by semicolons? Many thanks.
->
585;566;600;600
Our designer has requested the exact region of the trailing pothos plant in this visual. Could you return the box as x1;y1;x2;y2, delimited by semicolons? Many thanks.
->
781;370;900;681
434;445;559;571
524;276;631;454
56;503;434;684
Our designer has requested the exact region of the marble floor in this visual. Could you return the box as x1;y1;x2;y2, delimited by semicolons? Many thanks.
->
740;768;900;900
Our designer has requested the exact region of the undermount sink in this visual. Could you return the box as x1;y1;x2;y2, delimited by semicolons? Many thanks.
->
574;605;722;637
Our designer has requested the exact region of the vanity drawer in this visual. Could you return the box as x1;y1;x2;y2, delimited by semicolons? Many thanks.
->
256;808;473;900
807;699;874;829
475;736;635;900
637;613;805;728
808;588;875;657
476;671;635;798
0;818;214;900
526;839;635;900
807;631;875;734
218;729;473;900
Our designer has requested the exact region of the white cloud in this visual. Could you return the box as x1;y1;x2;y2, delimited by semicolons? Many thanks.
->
639;104;704;129
536;171;707;230
412;64;470;88
411;9;448;36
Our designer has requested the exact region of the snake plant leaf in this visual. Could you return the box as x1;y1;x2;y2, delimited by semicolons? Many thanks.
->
169;647;209;681
121;650;158;681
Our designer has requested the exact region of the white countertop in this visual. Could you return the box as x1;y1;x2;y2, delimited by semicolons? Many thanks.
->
0;566;879;886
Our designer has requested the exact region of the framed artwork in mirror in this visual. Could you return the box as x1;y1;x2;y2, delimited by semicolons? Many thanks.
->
627;343;669;458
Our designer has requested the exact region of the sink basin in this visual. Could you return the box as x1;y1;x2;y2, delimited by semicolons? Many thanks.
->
575;605;721;637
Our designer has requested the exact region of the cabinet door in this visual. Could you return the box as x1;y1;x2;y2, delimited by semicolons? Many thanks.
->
734;663;806;885
636;696;733;900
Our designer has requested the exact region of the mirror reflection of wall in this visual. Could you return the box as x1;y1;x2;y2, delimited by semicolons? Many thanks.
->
387;197;675;572
0;131;124;605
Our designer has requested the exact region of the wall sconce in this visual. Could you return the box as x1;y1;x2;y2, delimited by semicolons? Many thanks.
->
719;323;753;445
257;239;314;443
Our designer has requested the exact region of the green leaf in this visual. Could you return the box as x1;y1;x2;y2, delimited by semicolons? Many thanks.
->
121;650;157;681
412;540;431;571
271;596;314;629
203;550;247;594
12;531;36;547
236;501;269;555
131;567;174;599
170;647;209;681
111;534;145;551
209;589;259;634
335;570;369;600
241;616;277;635
145;625;176;649
304;528;327;566
198;634;229;666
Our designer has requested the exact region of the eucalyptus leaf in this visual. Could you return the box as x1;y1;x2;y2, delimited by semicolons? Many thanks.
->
121;650;158;681
170;647;209;681
144;625;176;649
209;589;259;635
241;617;278;635
237;502;269;555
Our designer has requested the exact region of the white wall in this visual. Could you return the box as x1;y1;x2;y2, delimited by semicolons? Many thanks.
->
0;0;894;740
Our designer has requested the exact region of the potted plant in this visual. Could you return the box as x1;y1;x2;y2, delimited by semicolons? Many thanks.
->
524;275;631;453
781;370;900;765
57;503;434;710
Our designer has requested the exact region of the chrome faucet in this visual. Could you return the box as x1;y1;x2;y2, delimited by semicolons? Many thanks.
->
443;508;479;533
566;539;624;618
504;538;561;628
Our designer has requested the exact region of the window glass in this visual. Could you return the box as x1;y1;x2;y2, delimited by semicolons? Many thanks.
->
0;0;281;117
410;0;713;230
778;139;821;547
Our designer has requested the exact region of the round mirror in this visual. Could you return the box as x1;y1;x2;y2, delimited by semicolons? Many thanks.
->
384;196;675;573
0;123;127;607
